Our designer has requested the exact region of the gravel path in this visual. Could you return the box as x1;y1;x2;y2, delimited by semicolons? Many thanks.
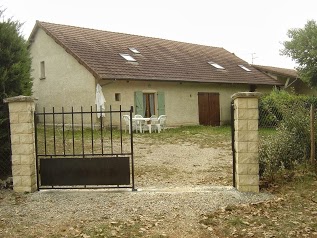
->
0;136;273;237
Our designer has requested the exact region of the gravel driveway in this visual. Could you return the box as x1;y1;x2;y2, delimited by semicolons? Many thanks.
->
0;134;273;237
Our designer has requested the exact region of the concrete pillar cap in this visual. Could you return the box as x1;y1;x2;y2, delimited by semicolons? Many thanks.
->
3;95;38;103
231;92;262;100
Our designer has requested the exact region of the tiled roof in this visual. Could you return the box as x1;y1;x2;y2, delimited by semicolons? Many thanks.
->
29;21;282;85
252;65;298;79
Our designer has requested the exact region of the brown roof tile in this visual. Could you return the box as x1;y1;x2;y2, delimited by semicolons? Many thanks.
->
252;65;298;79
30;21;282;86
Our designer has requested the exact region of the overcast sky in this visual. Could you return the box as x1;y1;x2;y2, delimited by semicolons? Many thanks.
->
1;0;316;69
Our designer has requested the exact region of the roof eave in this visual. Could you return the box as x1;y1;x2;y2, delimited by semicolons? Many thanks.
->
101;76;283;86
253;65;298;79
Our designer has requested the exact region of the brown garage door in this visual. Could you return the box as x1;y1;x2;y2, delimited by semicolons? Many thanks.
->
198;92;220;126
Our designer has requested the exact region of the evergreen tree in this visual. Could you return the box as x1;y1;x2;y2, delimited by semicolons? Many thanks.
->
0;8;32;179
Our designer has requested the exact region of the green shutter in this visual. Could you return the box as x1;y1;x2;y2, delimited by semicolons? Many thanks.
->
134;91;144;115
157;91;165;116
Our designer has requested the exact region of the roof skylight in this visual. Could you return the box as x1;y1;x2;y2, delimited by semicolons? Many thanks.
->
238;65;252;72
120;53;136;62
129;47;140;54
208;61;225;70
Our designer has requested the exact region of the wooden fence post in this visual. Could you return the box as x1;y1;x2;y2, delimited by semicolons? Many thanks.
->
311;104;315;164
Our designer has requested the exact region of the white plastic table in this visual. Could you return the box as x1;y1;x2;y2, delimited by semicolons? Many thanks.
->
132;117;152;133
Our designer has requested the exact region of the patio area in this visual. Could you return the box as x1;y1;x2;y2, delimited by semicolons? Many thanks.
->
123;114;167;134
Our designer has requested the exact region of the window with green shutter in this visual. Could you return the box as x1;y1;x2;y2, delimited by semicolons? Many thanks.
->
134;91;144;115
134;91;165;117
157;91;165;116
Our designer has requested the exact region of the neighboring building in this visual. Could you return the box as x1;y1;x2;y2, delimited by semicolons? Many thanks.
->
253;65;317;95
29;21;282;126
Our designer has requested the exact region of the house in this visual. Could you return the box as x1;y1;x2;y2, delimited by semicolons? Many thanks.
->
29;21;282;126
253;65;317;96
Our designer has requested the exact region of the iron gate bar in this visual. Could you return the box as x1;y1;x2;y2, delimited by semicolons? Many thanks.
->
81;106;85;156
90;106;94;154
71;107;75;155
43;107;47;155
34;110;40;190
39;185;134;190
52;107;56;155
119;105;123;153
231;100;236;188
100;106;104;155
37;153;133;157
130;108;136;191
62;107;65;155
110;105;113;154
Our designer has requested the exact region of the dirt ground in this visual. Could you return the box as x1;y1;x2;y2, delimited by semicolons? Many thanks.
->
133;137;233;189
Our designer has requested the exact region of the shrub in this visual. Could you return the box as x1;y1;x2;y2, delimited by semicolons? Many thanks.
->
259;90;314;182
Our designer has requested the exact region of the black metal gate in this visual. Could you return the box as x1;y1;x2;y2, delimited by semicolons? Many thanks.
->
34;106;136;190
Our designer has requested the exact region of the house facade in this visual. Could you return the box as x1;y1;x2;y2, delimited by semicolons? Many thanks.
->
29;21;281;126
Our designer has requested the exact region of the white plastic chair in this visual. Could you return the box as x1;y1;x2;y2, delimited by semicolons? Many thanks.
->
150;115;158;120
150;115;159;133
122;115;131;133
134;114;144;133
153;115;167;133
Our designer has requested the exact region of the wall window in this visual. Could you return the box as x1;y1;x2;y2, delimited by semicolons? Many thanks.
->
115;93;121;101
40;61;46;79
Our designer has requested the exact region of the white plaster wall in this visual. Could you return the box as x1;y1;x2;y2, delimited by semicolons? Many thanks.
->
30;28;96;114
100;80;274;126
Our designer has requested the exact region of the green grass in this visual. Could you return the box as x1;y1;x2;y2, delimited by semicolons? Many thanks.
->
134;125;231;147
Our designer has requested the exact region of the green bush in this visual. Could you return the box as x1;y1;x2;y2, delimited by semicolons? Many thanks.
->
259;88;315;128
259;90;314;182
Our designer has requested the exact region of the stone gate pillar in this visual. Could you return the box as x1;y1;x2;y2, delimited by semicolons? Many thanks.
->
4;96;37;192
231;92;261;193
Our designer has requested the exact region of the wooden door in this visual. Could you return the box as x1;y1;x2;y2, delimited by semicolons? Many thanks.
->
198;92;220;126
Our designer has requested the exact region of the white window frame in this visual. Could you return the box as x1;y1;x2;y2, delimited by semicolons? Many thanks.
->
238;65;252;72
208;61;225;70
119;53;136;62
129;47;140;54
